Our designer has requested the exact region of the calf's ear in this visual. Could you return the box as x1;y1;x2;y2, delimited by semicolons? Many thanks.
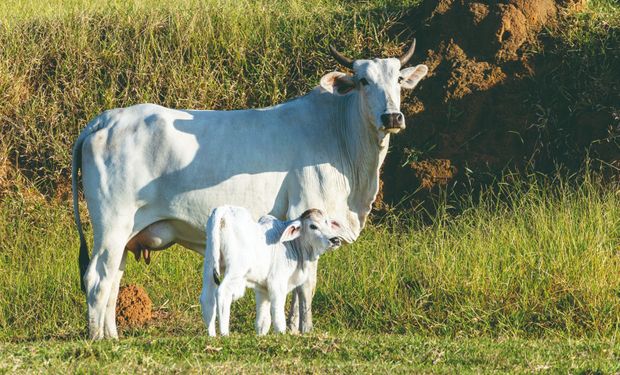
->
331;220;341;231
280;220;302;242
320;72;356;95
399;64;428;90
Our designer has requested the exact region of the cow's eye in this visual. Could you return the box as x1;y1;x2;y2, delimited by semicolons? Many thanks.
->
398;76;404;84
359;78;369;86
310;224;318;230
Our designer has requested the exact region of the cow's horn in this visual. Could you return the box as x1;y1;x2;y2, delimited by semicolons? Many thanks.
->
329;45;354;69
398;39;416;66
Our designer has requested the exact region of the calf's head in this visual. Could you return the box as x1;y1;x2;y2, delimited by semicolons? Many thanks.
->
320;40;428;135
279;209;342;257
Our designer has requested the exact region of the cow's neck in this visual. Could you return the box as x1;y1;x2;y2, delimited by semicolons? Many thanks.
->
329;93;390;238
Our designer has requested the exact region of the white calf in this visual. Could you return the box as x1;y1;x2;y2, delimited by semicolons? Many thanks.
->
200;206;341;336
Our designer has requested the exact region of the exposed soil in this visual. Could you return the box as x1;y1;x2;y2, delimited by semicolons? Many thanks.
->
116;284;153;328
381;0;618;201
410;159;458;189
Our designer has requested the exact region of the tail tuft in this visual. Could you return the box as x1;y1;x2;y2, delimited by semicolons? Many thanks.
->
78;239;89;292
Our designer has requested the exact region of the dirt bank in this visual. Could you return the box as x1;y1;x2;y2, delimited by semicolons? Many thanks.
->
379;0;619;203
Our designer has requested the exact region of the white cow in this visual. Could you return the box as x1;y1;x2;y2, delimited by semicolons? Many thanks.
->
200;206;341;336
72;41;428;339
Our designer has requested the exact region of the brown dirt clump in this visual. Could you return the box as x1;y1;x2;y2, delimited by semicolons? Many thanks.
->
410;159;457;189
421;0;557;62
373;177;385;209
116;284;153;328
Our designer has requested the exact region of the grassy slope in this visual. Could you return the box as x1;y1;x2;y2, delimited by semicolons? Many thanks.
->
2;333;620;373
0;0;419;195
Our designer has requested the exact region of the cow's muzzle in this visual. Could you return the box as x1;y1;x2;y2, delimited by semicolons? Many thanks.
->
329;237;342;247
380;112;406;133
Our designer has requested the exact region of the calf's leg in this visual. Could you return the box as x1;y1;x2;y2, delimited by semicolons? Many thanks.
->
216;276;245;336
270;284;287;334
298;261;318;333
288;261;318;333
200;262;218;337
254;289;271;335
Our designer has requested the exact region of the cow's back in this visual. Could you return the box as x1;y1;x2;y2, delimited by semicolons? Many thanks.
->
80;103;312;249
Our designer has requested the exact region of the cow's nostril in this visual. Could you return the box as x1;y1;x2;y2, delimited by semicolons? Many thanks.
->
396;113;404;123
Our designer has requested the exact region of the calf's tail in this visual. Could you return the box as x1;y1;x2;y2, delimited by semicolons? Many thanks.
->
206;208;226;286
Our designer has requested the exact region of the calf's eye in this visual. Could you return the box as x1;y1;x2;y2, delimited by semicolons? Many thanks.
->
310;224;318;230
359;78;369;86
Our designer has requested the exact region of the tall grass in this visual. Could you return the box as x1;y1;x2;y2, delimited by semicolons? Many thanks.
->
1;173;618;340
320;172;620;336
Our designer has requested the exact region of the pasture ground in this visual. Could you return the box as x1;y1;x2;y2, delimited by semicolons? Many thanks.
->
2;333;620;373
1;172;619;372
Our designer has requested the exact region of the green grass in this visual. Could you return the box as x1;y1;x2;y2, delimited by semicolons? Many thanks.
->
2;333;620;373
2;172;619;341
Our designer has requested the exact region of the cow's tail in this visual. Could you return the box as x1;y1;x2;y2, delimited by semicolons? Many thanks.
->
206;208;227;286
72;117;105;292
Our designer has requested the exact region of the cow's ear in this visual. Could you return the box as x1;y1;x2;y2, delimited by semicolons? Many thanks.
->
280;221;302;242
320;72;356;96
399;64;428;89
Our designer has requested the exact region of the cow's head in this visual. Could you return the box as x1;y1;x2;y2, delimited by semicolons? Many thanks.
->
320;40;428;135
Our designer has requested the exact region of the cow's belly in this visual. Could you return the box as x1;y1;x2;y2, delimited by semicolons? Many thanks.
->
130;172;290;254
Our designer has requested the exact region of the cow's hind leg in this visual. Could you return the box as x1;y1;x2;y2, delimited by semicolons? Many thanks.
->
84;227;131;340
103;251;127;338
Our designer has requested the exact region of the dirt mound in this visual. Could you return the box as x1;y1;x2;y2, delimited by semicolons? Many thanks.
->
422;0;557;62
116;284;153;328
382;0;618;199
